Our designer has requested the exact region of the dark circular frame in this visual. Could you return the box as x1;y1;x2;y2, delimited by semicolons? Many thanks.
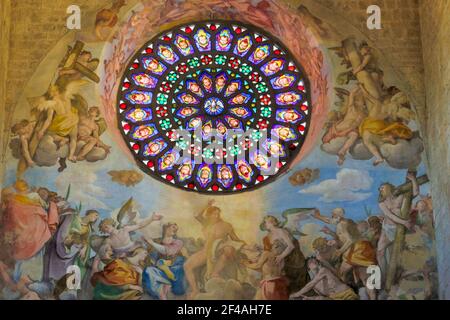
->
116;20;312;194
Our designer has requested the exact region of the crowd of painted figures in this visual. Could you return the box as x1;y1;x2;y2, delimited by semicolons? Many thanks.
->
0;171;436;300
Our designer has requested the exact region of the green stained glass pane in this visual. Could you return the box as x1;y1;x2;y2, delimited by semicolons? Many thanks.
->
203;149;214;158
215;55;227;65
261;106;272;117
159;118;171;130
156;93;168;104
239;64;252;75
167;71;179;83
256;82;268;93
251;131;262;141
188;57;200;68
230;145;240;156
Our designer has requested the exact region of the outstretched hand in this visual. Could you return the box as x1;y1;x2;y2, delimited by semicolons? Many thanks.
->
151;212;163;221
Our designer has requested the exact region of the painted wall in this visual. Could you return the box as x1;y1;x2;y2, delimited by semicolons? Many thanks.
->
0;0;445;300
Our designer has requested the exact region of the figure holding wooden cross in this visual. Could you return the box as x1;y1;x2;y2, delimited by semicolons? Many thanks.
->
16;41;100;178
376;171;429;290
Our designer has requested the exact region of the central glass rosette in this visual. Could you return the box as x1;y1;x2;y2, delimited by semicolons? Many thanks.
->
177;70;255;131
204;98;225;116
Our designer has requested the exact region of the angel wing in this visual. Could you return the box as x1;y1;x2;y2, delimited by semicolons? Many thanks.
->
27;95;57;114
63;79;90;102
281;208;316;236
384;91;415;122
333;87;350;113
96;117;108;136
329;46;352;69
116;197;138;228
335;87;350;103
391;91;408;105
70;93;89;117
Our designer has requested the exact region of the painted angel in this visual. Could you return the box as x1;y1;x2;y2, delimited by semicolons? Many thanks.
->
322;87;368;165
359;87;415;165
28;79;89;162
94;0;127;41
92;197;163;257
76;106;110;161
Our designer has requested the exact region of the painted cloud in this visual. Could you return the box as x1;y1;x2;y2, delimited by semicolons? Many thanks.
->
55;168;110;210
299;168;373;202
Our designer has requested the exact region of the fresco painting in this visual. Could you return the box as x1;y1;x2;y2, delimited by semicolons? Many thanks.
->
0;0;441;301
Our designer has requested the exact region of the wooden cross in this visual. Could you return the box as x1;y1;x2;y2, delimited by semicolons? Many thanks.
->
59;40;100;83
385;173;429;291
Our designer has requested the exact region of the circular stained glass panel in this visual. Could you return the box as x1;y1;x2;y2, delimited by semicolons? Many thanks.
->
117;20;311;194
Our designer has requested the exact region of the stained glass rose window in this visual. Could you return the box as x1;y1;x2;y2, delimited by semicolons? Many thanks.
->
117;21;311;193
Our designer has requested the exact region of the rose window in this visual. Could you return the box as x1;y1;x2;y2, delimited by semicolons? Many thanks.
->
117;21;311;193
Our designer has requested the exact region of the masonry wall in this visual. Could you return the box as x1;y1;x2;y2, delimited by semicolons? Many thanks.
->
419;0;450;300
0;0;11;189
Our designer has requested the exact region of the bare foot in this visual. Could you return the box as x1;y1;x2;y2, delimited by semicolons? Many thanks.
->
373;158;385;166
76;155;86;161
337;154;345;166
68;156;77;163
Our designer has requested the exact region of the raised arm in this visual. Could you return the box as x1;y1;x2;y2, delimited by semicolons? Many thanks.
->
125;212;162;233
194;207;206;225
195;199;215;225
312;209;332;224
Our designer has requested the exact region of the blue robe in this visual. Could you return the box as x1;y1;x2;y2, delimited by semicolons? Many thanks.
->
142;250;186;299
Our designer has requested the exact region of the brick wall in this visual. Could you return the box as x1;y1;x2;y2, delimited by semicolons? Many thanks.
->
419;0;450;300
0;0;11;189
